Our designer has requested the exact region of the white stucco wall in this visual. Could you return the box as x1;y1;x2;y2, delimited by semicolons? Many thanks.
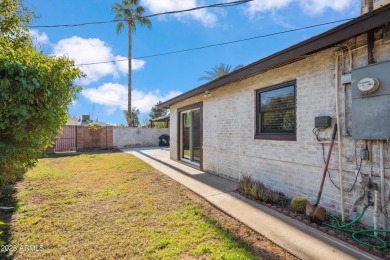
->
113;127;169;147
169;30;390;227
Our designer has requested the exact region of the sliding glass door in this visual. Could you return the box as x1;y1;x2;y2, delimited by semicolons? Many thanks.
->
181;108;201;165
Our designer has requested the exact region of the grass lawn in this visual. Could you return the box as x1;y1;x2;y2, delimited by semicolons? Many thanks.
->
3;153;296;259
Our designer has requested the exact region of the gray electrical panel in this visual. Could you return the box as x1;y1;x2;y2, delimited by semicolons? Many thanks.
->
351;61;390;140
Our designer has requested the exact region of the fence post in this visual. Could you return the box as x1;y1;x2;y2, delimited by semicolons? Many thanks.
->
75;126;78;151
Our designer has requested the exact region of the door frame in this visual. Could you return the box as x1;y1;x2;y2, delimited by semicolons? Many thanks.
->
177;102;203;170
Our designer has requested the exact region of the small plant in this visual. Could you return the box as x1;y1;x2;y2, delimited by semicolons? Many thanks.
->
238;176;281;204
290;196;308;214
238;176;252;195
88;124;102;148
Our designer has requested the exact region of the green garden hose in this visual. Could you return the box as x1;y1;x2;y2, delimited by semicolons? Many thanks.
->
323;209;390;249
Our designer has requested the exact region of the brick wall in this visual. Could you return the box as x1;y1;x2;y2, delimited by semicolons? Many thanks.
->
113;127;169;147
169;30;390;227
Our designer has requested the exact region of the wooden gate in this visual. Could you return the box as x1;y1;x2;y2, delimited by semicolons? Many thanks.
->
55;125;76;152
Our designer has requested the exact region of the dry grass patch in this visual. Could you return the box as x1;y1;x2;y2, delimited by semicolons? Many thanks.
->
7;154;262;259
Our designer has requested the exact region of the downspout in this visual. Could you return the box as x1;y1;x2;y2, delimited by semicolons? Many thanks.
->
335;52;346;221
380;141;387;236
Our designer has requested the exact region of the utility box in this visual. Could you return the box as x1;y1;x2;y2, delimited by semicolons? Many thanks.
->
351;61;390;140
314;116;332;129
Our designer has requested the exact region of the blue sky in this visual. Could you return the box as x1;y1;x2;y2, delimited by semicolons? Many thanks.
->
26;0;359;125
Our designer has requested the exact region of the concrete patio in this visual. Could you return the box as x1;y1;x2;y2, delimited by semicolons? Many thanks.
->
121;147;380;260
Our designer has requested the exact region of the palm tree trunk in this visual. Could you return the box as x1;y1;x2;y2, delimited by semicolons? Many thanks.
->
127;20;133;127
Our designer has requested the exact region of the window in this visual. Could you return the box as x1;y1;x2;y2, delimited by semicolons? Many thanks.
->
255;81;296;140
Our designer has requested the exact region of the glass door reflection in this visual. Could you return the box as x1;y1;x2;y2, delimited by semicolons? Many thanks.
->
181;108;201;165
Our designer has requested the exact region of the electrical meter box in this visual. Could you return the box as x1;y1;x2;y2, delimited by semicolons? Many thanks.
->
351;61;390;140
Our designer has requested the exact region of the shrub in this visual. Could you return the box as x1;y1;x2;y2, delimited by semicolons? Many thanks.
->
238;176;281;204
290;196;308;214
0;0;83;195
238;176;252;195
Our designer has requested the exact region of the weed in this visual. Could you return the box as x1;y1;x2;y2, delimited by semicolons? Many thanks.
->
238;176;282;204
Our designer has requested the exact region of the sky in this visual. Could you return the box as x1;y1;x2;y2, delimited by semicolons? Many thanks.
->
26;0;360;125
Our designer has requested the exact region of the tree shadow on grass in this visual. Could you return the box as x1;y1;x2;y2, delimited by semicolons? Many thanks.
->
41;148;123;159
0;183;18;259
0;150;121;259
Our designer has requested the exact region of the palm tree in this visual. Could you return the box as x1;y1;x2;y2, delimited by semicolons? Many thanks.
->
112;0;151;127
198;64;244;82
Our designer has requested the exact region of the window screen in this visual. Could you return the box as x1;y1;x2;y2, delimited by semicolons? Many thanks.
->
256;81;296;140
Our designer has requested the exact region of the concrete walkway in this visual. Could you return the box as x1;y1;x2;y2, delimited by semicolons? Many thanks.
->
121;147;380;260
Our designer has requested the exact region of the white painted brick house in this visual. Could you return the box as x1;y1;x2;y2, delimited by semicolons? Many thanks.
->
160;5;390;227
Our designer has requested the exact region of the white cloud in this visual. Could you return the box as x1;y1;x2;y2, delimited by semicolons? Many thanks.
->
298;0;352;14
53;37;117;85
270;11;298;29
52;36;145;85
82;83;127;111
132;89;181;113
247;0;293;15
29;29;50;47
142;0;217;27
246;0;353;15
115;55;146;74
82;83;181;115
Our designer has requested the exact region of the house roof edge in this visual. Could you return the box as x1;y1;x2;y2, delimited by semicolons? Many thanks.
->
159;5;390;109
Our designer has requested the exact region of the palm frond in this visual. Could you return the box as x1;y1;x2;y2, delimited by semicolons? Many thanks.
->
233;64;244;71
130;0;139;6
135;6;145;15
112;0;152;33
198;63;243;82
197;76;213;81
116;22;125;34
139;17;152;29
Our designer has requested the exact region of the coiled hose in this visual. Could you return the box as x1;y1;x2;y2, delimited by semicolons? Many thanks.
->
323;209;390;249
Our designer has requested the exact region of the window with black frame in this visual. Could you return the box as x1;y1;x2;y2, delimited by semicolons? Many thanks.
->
256;81;296;140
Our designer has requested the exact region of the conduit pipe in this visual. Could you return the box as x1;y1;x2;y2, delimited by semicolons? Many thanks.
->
338;44;352;72
374;189;379;236
380;141;387;236
335;53;346;221
337;44;352;136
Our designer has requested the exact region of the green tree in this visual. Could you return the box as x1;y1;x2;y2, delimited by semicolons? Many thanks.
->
149;101;169;128
198;64;243;82
112;0;151;127
149;101;168;119
123;107;140;127
0;0;32;47
0;0;83;194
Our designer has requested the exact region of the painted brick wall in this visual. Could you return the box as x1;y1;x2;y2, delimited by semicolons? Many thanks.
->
169;31;390;227
113;127;169;147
